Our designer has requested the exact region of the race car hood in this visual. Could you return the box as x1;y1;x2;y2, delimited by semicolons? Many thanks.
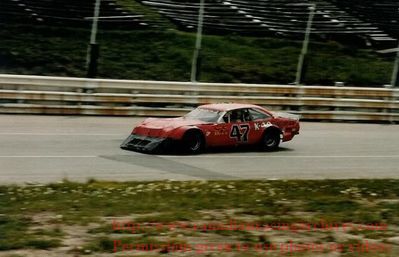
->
132;117;209;138
140;117;208;129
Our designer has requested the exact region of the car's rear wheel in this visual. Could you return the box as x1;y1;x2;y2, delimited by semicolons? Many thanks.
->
182;130;204;154
261;130;281;151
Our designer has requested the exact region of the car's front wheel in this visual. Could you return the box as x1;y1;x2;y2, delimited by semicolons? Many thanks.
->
261;130;281;151
182;130;204;154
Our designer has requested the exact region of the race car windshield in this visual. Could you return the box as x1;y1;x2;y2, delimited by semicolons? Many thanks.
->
184;108;221;122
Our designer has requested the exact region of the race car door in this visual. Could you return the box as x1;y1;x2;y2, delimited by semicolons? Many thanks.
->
210;108;264;147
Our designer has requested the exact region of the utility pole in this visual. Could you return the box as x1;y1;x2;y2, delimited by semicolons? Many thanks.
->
86;0;101;78
389;8;399;87
390;39;399;87
190;0;205;82
295;4;316;85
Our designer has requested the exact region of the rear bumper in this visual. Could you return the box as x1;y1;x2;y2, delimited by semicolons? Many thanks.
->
282;130;299;142
120;134;175;153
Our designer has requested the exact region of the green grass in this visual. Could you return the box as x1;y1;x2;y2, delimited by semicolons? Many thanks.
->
0;22;394;86
24;239;62;250
1;180;398;224
0;179;398;254
82;235;185;253
348;229;398;240
0;215;62;250
306;198;360;213
31;227;65;237
134;211;202;223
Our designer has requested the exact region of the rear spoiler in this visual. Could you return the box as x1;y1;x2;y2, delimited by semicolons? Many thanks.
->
271;112;301;121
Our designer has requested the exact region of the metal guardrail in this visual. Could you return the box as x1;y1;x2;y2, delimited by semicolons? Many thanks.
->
0;74;398;122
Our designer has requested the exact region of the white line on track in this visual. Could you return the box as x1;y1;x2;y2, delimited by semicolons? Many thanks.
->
0;155;398;159
160;155;399;158
0;156;97;158
0;133;124;136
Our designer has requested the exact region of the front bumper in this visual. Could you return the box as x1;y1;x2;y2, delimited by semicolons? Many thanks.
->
120;134;174;153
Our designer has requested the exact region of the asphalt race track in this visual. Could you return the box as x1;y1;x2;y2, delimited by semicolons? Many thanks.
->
0;115;398;184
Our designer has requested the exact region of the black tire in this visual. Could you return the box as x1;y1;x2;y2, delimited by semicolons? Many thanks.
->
182;130;204;154
261;130;281;151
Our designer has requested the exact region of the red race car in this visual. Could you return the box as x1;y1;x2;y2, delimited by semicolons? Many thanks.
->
121;103;300;154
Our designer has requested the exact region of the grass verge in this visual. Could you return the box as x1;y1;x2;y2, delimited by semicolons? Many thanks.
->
0;179;398;256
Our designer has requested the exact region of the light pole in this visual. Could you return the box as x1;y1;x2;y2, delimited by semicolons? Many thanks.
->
295;4;316;85
190;0;205;82
389;8;399;87
390;41;399;87
86;0;101;78
390;45;399;87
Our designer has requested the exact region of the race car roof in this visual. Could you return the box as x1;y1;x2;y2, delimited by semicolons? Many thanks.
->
199;103;263;112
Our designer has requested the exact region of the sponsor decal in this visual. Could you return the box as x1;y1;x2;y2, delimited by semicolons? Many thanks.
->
254;121;272;130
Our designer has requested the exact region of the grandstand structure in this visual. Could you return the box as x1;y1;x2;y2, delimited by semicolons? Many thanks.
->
0;0;398;47
331;0;399;39
139;0;399;47
0;0;160;29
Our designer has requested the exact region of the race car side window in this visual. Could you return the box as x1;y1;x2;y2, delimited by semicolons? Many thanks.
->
242;109;251;122
222;110;242;123
248;108;271;121
222;109;256;123
222;112;230;123
230;110;241;123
